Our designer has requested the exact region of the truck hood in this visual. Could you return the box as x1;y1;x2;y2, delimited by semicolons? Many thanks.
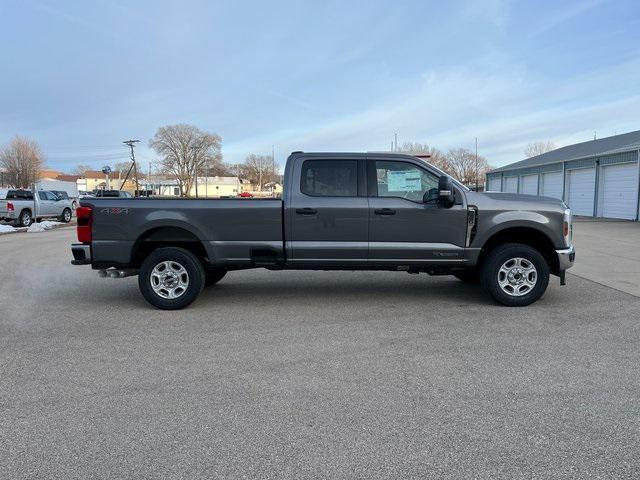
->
467;191;567;212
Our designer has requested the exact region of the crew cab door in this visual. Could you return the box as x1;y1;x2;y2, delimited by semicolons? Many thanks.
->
286;157;368;265
367;157;468;264
37;191;57;216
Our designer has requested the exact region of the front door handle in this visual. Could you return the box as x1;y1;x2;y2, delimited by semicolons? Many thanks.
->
374;208;396;216
296;208;318;215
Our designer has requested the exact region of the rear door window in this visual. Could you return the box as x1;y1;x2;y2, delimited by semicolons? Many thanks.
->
301;160;358;197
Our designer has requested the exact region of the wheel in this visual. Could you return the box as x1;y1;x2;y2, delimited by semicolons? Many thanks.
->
454;269;480;284
138;247;205;310
205;268;227;286
18;209;32;227
60;208;72;223
480;243;550;307
71;201;78;211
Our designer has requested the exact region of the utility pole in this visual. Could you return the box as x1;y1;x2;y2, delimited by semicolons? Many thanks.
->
122;139;140;195
148;160;152;197
475;137;479;191
189;144;204;198
394;132;398;152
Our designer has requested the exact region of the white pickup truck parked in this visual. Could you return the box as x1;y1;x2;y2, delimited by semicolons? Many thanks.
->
0;188;74;227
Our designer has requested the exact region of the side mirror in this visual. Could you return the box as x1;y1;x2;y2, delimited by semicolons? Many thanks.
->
437;176;455;208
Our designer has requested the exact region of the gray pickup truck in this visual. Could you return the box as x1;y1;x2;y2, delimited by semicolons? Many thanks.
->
71;152;575;309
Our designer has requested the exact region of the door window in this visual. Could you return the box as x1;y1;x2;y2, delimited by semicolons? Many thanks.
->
374;161;438;202
38;192;48;200
301;160;358;197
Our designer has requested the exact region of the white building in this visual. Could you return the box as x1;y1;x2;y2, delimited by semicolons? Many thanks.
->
487;130;640;221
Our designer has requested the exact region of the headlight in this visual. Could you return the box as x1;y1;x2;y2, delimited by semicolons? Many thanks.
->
563;208;572;246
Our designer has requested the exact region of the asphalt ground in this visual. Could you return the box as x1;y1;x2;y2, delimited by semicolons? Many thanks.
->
1;227;639;479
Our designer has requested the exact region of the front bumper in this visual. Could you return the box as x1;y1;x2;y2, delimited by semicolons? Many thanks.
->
71;243;92;265
556;245;575;271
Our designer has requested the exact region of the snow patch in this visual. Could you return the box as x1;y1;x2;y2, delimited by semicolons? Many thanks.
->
27;221;64;233
0;224;16;234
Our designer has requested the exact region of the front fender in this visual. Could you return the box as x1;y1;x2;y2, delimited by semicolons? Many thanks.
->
472;211;563;249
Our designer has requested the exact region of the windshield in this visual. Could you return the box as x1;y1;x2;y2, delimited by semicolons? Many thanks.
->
414;157;470;191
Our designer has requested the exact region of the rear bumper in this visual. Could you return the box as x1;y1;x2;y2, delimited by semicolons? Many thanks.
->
556;245;575;271
71;243;92;265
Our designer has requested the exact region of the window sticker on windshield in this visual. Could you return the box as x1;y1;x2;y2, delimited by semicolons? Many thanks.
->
387;171;422;192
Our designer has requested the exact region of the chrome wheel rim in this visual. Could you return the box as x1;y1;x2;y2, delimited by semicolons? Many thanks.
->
22;212;31;225
64;210;71;221
497;257;537;297
150;261;189;299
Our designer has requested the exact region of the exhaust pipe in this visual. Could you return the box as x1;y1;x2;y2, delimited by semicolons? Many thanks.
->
98;269;137;279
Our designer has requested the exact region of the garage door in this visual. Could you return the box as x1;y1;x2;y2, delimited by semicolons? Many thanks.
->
487;177;502;192
598;163;638;220
541;171;563;199
504;176;518;193
566;168;596;216
520;175;538;195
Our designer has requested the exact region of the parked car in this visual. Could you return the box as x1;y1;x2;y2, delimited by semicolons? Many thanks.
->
92;189;133;198
71;151;575;309
0;188;74;226
51;190;78;211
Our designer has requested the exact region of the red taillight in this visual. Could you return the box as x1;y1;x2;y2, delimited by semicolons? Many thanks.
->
6;202;14;212
76;206;92;244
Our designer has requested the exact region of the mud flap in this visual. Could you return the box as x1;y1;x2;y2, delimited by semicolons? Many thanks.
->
560;270;566;286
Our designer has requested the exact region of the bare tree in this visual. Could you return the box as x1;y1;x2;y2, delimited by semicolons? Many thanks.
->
524;141;555;158
72;164;93;176
149;124;222;197
240;154;279;191
400;141;450;171
445;148;493;185
201;161;234;177
0;136;45;188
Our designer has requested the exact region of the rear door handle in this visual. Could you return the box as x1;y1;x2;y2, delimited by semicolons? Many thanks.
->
296;208;317;215
374;208;396;215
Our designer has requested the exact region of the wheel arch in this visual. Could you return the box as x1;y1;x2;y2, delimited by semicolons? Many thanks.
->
477;225;559;275
130;225;211;268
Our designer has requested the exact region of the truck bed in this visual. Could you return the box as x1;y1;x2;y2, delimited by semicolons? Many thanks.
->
81;197;284;268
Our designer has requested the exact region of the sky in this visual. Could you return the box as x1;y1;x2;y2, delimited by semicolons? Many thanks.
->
1;0;639;172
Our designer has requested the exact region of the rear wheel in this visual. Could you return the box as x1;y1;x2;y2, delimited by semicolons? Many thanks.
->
18;209;32;227
138;247;205;310
60;208;72;223
480;243;549;307
205;268;227;286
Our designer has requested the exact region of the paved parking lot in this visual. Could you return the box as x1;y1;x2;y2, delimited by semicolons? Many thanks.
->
1;225;639;479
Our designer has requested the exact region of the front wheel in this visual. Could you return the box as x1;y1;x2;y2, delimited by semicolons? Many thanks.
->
480;243;550;307
60;208;72;223
138;247;205;310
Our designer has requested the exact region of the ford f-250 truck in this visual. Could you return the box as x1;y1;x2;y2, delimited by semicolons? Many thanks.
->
71;152;575;309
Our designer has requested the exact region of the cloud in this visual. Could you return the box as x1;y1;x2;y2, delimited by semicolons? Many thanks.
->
224;55;640;167
528;0;608;37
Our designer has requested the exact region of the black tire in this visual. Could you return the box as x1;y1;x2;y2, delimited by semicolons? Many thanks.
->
138;247;205;310
480;243;550;307
18;209;32;227
205;268;227;286
60;208;72;223
454;269;480;284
